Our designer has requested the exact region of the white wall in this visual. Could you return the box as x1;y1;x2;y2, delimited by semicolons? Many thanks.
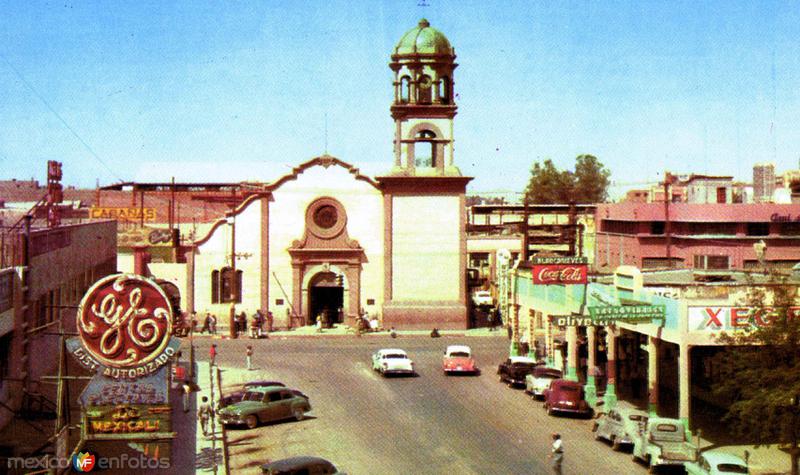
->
392;195;460;301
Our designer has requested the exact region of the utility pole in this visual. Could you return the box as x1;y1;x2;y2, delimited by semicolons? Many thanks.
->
522;196;530;261
227;211;237;339
664;172;672;268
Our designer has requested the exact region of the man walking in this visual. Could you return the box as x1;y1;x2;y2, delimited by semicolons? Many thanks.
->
548;433;564;474
246;345;254;371
198;396;213;437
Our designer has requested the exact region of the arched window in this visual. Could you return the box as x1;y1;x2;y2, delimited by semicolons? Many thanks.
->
438;76;450;104
414;130;436;168
212;267;242;303
417;75;433;104
400;76;411;103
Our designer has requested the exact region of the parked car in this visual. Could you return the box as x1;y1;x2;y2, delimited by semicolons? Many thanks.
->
472;290;494;307
372;349;415;376
497;356;539;387
442;345;478;375
542;379;593;418
685;451;750;475
632;417;698;472
592;405;649;450
219;381;309;409
218;386;311;429
524;367;562;399
261;456;344;475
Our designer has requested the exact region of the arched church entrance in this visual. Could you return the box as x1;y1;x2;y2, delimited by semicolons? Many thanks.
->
308;271;344;326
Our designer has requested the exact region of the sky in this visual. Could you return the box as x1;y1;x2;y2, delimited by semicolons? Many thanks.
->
1;1;798;198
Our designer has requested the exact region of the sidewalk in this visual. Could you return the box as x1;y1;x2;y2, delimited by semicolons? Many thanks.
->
193;361;226;474
190;324;506;339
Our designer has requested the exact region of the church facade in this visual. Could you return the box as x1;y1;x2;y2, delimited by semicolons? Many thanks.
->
188;19;471;330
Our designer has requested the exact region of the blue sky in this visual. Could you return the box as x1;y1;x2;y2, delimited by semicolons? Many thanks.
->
1;1;798;196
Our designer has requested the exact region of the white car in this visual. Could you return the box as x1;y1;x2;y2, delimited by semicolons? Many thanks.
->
524;366;563;399
472;290;494;307
372;349;415;376
685;451;750;475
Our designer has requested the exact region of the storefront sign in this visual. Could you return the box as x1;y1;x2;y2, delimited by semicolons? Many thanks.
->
117;227;174;248
531;256;588;265
770;213;800;223
79;369;168;407
84;404;171;436
532;264;588;285
550;315;595;327
688;306;800;331
90;207;157;222
589;305;666;324
68;274;178;380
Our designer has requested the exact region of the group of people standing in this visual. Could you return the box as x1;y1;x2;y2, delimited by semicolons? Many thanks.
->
187;309;274;337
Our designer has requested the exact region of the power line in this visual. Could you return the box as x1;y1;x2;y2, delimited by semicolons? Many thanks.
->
0;53;123;183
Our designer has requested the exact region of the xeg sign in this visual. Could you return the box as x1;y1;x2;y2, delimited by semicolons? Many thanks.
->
688;306;800;331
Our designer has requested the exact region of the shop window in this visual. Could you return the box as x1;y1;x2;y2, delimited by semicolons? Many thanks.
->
212;267;242;304
746;222;770;236
693;255;729;270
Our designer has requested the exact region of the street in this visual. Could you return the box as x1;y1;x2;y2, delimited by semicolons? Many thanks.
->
191;335;647;475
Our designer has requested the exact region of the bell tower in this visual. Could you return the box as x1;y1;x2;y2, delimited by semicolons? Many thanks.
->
389;19;460;177
379;19;471;330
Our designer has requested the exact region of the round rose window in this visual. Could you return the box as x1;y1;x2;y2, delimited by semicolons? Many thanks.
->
313;205;338;229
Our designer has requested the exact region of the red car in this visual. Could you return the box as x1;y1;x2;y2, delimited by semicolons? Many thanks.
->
442;345;478;375
543;379;593;418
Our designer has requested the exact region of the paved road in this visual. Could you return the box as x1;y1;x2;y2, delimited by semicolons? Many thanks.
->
190;335;647;475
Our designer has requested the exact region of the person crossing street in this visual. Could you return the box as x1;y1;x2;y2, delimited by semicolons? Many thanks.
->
548;433;564;474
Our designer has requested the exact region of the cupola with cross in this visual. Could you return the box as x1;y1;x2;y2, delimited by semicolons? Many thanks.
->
389;19;460;177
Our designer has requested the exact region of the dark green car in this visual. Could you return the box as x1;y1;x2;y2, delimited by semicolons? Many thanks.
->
218;386;311;429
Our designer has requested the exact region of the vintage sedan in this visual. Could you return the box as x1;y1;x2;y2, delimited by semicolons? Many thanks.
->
261;456;344;475
442;345;478;375
543;379;593;418
524;367;563;399
372;349;415;376
497;356;539;387
685;451;750;475
218;386;311;429
593;405;649;450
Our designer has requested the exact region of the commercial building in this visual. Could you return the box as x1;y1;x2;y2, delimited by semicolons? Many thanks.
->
595;202;800;273
0;218;117;445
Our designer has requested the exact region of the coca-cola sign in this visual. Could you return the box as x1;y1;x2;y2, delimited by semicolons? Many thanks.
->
532;264;588;285
69;274;179;380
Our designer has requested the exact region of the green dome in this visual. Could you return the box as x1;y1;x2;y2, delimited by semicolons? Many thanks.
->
394;19;453;55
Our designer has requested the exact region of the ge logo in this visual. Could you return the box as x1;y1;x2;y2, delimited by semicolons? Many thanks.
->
77;274;172;368
148;229;172;244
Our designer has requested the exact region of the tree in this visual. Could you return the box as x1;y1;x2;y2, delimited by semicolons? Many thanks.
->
524;159;574;204
524;155;610;204
713;274;800;475
573;154;611;203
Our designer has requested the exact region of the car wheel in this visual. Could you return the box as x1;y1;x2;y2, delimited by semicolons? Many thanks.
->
498;375;504;383
611;437;621;451
293;408;305;421
245;415;258;429
594;430;602;441
546;405;554;416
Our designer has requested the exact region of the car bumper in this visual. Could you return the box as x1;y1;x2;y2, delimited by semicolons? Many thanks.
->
550;406;592;416
384;368;414;374
445;366;476;373
219;414;246;425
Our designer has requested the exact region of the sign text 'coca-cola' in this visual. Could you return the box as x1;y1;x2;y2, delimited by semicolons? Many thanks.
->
532;264;588;285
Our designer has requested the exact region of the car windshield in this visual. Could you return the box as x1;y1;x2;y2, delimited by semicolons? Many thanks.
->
243;391;263;402
511;363;536;370
629;414;645;421
534;368;562;378
476;291;490;297
384;354;407;359
656;423;678;432
449;352;470;358
717;463;748;474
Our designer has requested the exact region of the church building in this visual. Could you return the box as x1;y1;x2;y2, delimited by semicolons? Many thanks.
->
187;19;471;330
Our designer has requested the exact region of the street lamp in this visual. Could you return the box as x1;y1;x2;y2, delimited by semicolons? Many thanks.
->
227;213;237;339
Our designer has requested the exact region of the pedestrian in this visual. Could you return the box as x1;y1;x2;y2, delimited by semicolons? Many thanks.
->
430;327;440;338
201;312;211;334
246;345;253;371
209;313;217;334
267;310;274;333
198;396;213;436
548;433;564;474
249;313;260;338
209;344;217;367
487;310;495;331
389;326;397;339
520;332;530;356
316;314;323;333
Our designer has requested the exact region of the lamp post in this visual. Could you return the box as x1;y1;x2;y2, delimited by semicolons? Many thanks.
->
227;213;237;339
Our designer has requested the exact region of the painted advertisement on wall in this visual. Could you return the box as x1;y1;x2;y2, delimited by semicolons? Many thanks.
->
688;306;800;332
